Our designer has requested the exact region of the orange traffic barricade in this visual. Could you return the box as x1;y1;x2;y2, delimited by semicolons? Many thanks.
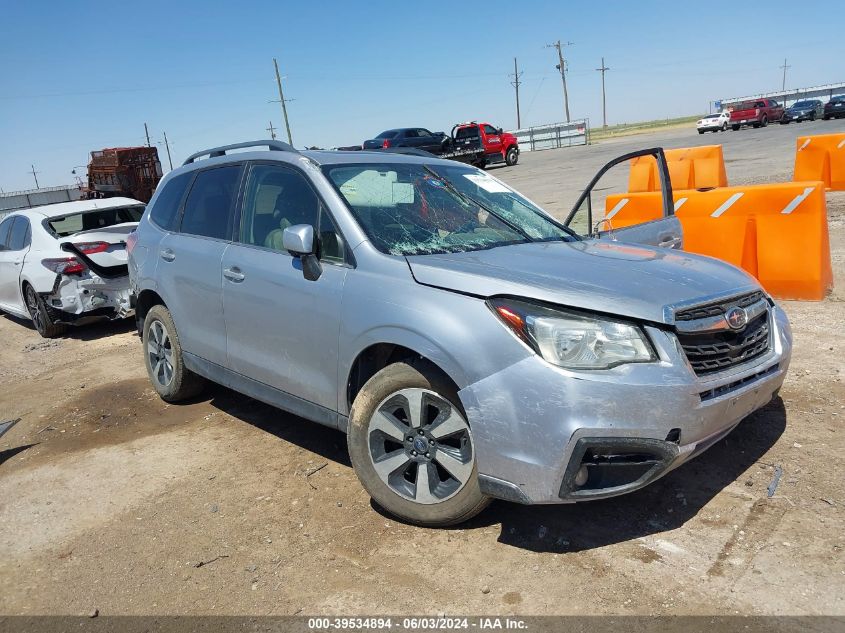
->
604;182;832;300
628;145;728;192
793;133;845;190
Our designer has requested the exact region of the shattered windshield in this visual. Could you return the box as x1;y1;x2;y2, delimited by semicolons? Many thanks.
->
323;163;573;256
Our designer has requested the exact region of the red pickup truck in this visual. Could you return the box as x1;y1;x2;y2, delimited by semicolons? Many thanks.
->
729;99;783;130
448;122;520;167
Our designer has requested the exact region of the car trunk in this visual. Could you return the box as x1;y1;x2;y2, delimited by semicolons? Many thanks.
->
62;222;137;269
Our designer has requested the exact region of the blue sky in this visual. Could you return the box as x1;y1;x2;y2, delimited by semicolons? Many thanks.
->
1;0;842;191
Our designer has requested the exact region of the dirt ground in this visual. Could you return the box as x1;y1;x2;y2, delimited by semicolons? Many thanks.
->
1;123;844;617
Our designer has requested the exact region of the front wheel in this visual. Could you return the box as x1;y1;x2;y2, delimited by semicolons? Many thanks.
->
24;284;65;338
347;361;490;527
721;122;728;131
731;125;740;131
698;130;705;135
761;116;768;127
505;146;519;166
142;304;204;402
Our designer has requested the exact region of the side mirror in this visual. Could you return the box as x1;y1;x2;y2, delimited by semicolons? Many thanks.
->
497;128;503;135
282;224;315;256
282;224;322;281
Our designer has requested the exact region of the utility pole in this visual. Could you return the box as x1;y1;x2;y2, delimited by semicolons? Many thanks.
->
266;120;277;140
596;57;610;128
780;58;790;91
273;58;293;145
144;122;151;147
547;40;573;123
162;131;174;170
29;165;40;189
509;57;523;129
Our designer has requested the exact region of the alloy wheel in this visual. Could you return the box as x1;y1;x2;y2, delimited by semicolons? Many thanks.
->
25;287;45;334
147;319;174;387
367;388;474;505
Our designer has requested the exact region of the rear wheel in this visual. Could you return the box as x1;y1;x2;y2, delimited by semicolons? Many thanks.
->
505;147;518;166
761;115;768;127
142;304;204;402
347;360;489;527
823;115;831;120
24;284;65;338
731;125;740;131
698;130;705;135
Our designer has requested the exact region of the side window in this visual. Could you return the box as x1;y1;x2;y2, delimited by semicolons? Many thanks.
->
417;129;431;137
483;124;498;135
404;129;418;138
0;217;13;251
318;207;345;264
8;217;31;251
180;165;242;240
755;101;766;108
150;171;193;231
239;164;320;252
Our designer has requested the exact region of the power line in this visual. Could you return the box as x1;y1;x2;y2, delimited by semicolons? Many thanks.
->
547;40;574;123
266;120;277;140
162;131;173;171
780;58;791;91
596;57;610;128
29;165;40;188
144;122;151;147
509;57;523;129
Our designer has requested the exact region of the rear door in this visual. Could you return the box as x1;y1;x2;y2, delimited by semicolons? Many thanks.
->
156;162;243;366
563;148;683;249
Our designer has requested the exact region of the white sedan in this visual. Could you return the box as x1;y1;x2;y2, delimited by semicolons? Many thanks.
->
696;111;730;133
0;197;143;337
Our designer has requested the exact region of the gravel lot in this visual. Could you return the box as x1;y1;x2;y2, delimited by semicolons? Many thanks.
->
1;120;844;617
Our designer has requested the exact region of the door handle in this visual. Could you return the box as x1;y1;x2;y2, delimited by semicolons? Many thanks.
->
223;267;245;282
160;249;176;262
658;235;682;249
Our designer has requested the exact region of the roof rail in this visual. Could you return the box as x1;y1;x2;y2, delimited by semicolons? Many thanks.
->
182;139;298;166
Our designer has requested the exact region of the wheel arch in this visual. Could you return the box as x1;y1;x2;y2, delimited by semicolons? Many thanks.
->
135;288;167;336
344;338;465;415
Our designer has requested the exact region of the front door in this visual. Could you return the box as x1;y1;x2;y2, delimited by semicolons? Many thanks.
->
222;162;349;412
563;148;683;249
0;216;29;311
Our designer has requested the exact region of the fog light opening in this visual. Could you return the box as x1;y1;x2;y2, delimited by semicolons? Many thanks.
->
574;465;589;487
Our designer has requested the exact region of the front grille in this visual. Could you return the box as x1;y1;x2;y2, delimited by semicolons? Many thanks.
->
675;291;764;321
674;292;771;376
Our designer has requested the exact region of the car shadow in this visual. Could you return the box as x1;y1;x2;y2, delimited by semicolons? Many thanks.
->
0;443;38;468
465;397;787;553
1;313;135;341
203;383;351;468
183;381;785;553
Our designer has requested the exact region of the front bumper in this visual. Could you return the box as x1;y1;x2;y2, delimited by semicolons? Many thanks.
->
459;305;792;504
41;273;134;324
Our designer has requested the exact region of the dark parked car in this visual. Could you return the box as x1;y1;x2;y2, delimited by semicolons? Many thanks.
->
362;128;449;153
823;96;845;120
780;100;824;123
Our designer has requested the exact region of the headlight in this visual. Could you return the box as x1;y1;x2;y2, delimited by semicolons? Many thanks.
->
488;298;656;370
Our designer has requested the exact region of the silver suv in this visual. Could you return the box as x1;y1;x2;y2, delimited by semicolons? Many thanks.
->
128;140;792;526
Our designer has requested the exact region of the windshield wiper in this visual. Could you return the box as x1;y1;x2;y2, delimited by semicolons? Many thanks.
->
423;166;534;242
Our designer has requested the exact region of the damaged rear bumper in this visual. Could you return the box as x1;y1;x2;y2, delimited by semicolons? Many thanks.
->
41;274;134;325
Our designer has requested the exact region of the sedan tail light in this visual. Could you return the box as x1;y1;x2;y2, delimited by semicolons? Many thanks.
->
42;257;86;275
73;240;110;254
125;231;138;255
382;139;392;148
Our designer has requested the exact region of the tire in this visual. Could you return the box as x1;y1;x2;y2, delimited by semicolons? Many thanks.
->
823;115;831;120
780;120;788;125
761;116;768;127
347;360;490;527
698;130;705;135
722;123;728;131
731;125;740;131
24;284;65;338
809;113;816;121
142;304;204;402
505;146;518;166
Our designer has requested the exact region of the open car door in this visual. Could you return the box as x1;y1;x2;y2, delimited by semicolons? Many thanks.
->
562;148;683;250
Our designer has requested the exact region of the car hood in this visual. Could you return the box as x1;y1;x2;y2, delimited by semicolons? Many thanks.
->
406;240;759;324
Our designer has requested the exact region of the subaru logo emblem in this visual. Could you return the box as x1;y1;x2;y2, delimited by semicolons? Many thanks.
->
413;437;428;453
725;306;748;330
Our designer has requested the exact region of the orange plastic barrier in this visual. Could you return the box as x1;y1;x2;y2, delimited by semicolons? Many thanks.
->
794;133;845;190
628;145;728;192
604;182;832;300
